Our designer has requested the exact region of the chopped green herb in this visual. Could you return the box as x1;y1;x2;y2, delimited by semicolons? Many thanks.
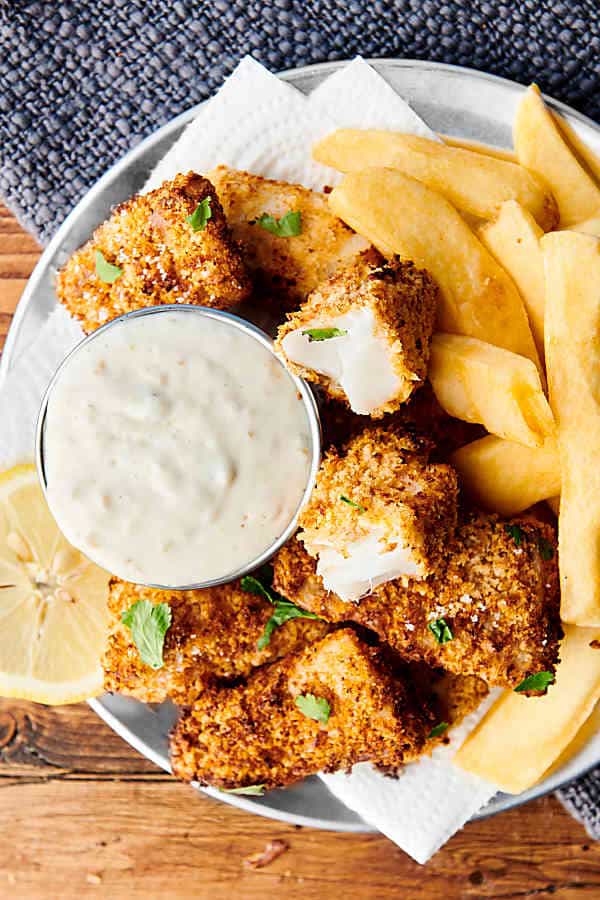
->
221;784;265;796
428;722;449;739
241;572;321;650
185;196;212;232
257;210;302;237
295;693;331;723
538;536;555;560
340;495;365;513
240;574;272;603
428;617;453;644
95;250;123;284
515;671;554;693
505;523;524;546
121;599;171;669
302;327;348;342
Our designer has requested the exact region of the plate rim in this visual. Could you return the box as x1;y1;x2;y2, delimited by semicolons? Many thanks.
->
5;57;600;832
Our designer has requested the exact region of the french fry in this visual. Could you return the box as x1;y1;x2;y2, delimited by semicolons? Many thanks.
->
328;169;540;367
478;201;546;361
542;230;600;624
514;85;600;226
455;625;600;794
314;130;558;230
552;113;600;186
442;135;517;164
572;216;600;237
450;435;561;516
429;334;554;448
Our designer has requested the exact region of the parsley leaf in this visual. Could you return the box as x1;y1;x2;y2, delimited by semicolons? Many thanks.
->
428;617;453;644
221;784;265;796
302;327;348;342
428;722;449;739
95;250;123;284
240;574;272;603
295;693;331;723
241;572;321;650
538;536;555;560
121;599;171;669
514;671;554;693
186;196;212;232
505;523;524;546
257;210;302;237
340;495;366;513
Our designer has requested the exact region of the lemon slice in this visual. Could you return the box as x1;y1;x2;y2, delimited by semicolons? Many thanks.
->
0;464;111;704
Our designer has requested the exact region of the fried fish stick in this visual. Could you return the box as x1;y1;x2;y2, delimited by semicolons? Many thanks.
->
209;165;370;312
314;130;558;230
57;173;251;333
298;426;458;601
103;578;328;705
274;514;562;692
170;629;434;789
276;250;438;417
328;169;540;368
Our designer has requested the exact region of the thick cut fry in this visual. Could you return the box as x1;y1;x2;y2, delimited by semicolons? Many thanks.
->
543;231;600;624
314;131;558;230
450;435;561;516
328;169;540;367
455;626;600;794
478;201;546;360
429;334;554;448
552;113;600;186
514;85;600;227
572;217;600;237
442;135;517;164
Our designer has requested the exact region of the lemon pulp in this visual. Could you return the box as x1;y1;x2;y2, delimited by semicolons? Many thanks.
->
0;464;110;704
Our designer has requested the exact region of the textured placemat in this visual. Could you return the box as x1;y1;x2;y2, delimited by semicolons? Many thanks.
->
1;0;600;835
1;0;600;242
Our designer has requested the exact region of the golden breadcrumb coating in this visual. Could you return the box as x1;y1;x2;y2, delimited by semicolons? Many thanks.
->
273;513;562;692
103;577;328;705
298;425;458;588
170;629;435;789
56;172;251;332
208;165;370;311
275;250;438;416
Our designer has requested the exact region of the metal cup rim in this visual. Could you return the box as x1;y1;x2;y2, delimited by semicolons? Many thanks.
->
35;304;322;590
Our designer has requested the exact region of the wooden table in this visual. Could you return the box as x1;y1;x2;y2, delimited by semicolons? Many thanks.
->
1;204;599;899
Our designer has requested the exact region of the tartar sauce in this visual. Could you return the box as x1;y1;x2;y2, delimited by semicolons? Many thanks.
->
42;310;314;586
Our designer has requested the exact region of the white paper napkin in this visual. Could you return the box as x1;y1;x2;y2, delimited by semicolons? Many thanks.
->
2;55;498;863
0;306;83;467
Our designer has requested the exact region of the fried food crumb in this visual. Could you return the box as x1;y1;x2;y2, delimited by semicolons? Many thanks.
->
243;839;289;869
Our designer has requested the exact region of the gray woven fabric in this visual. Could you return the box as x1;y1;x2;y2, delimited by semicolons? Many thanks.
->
1;0;600;834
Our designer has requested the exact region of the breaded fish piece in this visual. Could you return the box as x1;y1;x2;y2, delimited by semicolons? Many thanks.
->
57;172;251;332
298;425;458;601
170;628;434;789
274;514;562;692
276;251;438;417
208;165;370;311
103;577;328;705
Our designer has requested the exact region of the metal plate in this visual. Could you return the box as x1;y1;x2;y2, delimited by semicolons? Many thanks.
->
5;59;600;833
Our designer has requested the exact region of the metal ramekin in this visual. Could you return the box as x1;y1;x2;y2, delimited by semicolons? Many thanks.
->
36;304;322;590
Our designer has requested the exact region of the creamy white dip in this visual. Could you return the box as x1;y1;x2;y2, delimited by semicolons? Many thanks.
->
42;310;314;586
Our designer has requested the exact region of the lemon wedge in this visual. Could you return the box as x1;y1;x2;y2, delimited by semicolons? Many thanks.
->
0;464;111;704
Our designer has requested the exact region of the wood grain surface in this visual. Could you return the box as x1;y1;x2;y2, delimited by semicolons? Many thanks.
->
1;202;599;899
